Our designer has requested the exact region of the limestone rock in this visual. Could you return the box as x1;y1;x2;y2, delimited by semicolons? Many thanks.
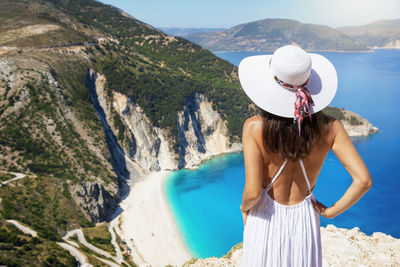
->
177;92;242;169
184;225;400;266
69;181;119;222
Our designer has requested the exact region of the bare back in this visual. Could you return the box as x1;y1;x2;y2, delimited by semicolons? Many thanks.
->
247;115;335;206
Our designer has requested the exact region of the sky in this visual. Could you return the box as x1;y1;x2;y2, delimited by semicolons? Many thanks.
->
98;0;400;28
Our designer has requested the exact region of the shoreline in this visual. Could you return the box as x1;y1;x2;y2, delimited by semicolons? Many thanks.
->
161;171;194;258
117;170;192;267
184;149;243;170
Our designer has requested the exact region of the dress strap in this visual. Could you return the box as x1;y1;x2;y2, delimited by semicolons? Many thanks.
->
264;159;288;192
299;159;312;193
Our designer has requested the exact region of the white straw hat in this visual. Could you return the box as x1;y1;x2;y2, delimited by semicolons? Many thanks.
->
238;45;338;118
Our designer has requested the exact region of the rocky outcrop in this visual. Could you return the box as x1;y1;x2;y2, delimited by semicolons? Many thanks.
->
177;92;242;169
86;70;132;182
69;181;119;222
0;55;124;223
185;225;400;266
323;106;379;137
320;225;400;266
112;91;178;172
339;109;379;137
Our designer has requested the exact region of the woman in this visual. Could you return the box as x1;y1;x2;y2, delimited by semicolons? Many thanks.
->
238;45;372;266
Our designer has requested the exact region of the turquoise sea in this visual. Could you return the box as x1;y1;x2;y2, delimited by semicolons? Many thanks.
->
164;50;400;259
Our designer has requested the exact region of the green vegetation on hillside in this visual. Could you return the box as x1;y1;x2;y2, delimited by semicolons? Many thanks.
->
0;171;15;181
0;173;97;265
322;106;346;120
0;220;77;267
89;40;250;149
83;224;115;255
50;0;254;147
0;0;95;48
0;71;115;182
0;175;94;240
323;106;362;126
1;0;254;161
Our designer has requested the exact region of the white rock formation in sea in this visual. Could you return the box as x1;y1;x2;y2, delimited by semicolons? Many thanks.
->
184;224;400;267
340;109;379;137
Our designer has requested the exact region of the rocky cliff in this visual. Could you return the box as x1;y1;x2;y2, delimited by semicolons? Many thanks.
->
0;53;122;223
322;106;379;137
340;109;379;137
177;92;242;168
87;69;242;173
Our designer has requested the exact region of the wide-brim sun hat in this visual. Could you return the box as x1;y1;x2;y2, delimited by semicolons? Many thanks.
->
238;45;338;119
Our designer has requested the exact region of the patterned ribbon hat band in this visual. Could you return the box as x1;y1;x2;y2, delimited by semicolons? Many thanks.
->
238;45;338;136
273;75;314;136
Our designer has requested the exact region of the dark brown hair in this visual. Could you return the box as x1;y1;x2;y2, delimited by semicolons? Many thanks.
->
260;109;334;160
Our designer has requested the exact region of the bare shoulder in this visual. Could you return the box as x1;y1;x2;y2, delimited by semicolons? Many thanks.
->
323;118;349;148
243;115;263;135
331;118;347;136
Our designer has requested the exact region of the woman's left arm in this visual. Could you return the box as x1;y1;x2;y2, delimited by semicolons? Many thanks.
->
240;118;264;225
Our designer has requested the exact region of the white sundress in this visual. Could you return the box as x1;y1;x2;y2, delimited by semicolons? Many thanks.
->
242;159;322;267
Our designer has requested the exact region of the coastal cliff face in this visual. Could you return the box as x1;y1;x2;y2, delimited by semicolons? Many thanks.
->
87;69;242;173
111;90;178;173
177;92;242;169
86;69;151;183
322;106;379;137
69;181;119;222
340;109;379;137
0;54;122;223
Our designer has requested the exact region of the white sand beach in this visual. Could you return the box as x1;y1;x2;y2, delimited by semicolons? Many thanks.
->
117;171;192;267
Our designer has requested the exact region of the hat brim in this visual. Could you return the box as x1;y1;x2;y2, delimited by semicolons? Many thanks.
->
238;54;338;118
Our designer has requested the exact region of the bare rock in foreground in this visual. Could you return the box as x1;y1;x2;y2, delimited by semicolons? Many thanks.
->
184;224;400;267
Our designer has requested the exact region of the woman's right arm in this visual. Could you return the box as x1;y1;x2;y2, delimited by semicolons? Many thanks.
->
313;120;372;219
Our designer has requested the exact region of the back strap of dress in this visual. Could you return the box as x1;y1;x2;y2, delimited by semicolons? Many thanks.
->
265;159;288;192
299;159;312;193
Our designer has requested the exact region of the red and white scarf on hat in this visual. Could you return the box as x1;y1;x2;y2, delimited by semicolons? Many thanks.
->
274;76;314;136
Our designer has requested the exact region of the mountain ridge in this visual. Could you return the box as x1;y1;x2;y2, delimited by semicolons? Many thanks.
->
184;18;369;52
337;18;400;48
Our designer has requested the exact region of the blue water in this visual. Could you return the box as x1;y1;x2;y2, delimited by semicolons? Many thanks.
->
164;50;400;259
